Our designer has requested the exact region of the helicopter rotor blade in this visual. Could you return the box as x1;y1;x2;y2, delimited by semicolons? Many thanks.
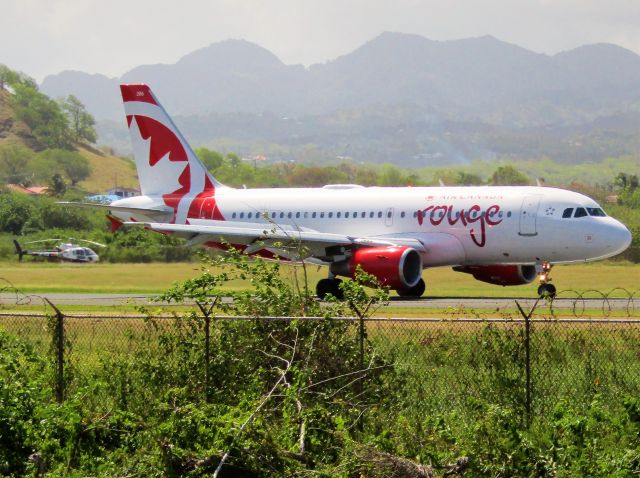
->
24;238;63;245
73;239;107;248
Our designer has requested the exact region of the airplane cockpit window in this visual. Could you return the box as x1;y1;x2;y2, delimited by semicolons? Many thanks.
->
587;208;606;217
574;207;588;218
562;208;573;218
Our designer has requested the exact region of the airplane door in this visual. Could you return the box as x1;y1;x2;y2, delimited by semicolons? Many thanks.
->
385;207;394;227
519;195;540;236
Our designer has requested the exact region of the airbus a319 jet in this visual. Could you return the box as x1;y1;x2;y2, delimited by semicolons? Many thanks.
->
67;84;632;298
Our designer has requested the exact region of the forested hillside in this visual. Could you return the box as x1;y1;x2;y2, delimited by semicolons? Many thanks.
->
0;65;137;193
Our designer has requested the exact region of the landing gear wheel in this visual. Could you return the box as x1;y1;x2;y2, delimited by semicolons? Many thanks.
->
537;283;557;299
397;278;426;298
316;278;344;300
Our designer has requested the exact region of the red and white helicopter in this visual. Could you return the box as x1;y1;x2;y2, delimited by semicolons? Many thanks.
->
64;84;632;298
13;239;103;263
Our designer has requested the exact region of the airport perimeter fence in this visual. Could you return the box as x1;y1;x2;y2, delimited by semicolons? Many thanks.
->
2;303;640;424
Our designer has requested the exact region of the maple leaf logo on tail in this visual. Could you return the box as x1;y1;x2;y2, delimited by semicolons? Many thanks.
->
120;84;227;224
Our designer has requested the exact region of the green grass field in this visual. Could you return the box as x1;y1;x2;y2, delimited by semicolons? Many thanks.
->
0;259;637;296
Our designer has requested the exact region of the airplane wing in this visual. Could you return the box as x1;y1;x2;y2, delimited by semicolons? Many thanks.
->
124;221;426;259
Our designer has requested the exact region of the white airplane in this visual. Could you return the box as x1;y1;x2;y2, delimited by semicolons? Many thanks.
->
68;84;632;298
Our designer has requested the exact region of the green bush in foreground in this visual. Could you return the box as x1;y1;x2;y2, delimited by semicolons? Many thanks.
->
3;251;640;476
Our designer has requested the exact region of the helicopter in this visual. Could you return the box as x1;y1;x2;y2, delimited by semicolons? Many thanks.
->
13;238;105;263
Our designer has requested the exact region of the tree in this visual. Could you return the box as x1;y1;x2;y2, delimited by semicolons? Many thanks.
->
0;64;19;90
490;165;529;186
47;173;67;196
11;83;71;149
0;145;32;185
196;147;224;171
227;152;241;169
61;95;97;144
37;149;91;186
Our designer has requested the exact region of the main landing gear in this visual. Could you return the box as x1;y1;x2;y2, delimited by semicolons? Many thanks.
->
536;262;556;299
316;277;344;300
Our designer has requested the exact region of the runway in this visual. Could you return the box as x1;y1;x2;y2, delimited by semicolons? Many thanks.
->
1;292;637;317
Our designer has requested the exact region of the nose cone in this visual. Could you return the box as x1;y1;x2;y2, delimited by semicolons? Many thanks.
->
606;220;632;258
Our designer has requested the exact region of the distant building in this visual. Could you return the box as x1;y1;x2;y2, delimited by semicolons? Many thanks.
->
107;187;140;198
5;184;49;195
606;195;619;204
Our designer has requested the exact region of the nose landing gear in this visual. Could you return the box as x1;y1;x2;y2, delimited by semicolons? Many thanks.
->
537;262;556;298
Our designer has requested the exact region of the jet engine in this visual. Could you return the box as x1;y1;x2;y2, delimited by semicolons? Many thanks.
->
330;246;423;289
453;264;537;286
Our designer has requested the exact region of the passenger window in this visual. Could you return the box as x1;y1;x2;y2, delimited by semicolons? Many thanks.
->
247;212;252;219
562;208;573;218
320;212;325;218
574;207;588;218
304;212;308;219
337;212;341;218
387;210;392;218
295;212;300;218
377;211;382;218
287;212;292;219
232;212;237;219
280;212;284;219
507;212;512;218
271;212;276;219
369;212;374;218
401;211;405;218
361;212;366;218
328;212;333;218
312;212;317;218
240;212;244;219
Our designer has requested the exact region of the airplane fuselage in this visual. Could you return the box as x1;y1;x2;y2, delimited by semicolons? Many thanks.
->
113;185;631;268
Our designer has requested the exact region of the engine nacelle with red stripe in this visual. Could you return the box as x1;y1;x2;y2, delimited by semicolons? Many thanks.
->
330;246;423;289
453;264;538;286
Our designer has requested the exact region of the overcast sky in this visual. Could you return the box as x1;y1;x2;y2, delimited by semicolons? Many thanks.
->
2;0;640;82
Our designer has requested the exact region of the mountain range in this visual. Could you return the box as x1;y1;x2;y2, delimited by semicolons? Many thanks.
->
40;32;640;165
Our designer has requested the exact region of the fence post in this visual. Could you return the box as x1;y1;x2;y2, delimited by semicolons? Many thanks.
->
45;298;65;403
359;315;365;371
204;314;211;402
524;310;531;425
197;299;218;403
516;299;540;427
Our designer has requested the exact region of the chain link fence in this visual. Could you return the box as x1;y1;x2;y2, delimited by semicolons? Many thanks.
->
2;302;640;423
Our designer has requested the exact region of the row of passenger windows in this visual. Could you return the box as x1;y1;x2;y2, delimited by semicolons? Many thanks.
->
232;211;391;220
562;207;606;219
230;209;511;220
